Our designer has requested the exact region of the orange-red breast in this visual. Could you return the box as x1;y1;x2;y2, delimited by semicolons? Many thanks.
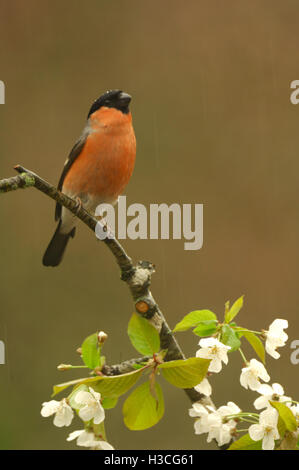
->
43;89;136;266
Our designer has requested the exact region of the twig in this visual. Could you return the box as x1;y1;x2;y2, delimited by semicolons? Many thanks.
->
1;165;213;407
102;356;151;376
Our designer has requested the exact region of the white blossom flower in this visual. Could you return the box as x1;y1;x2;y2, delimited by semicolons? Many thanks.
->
189;403;215;434
206;402;240;447
206;412;233;447
215;402;240;438
194;378;212;397
190;402;220;435
217;401;241;419
93;440;114;451
196;338;231;373
67;429;114;450
264;319;288;359
41;398;74;427
189;402;210;418
189;402;239;446
75;387;105;424
249;408;279;450
254;383;291;410
240;359;270;391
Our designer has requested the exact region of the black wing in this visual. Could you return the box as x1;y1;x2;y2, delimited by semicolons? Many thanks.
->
55;135;87;221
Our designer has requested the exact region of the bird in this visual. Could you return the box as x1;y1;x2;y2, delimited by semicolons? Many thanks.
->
42;89;136;267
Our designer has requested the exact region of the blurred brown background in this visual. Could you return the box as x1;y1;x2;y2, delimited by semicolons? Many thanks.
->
0;0;299;450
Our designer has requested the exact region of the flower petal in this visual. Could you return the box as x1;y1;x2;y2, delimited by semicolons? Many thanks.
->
93;406;105;425
249;424;264;442
78;405;97;422
67;430;84;442
262;432;275;450
194;378;212;397
41;400;60;417
75;391;93;405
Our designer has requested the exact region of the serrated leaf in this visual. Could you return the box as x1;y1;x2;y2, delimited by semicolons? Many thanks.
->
270;401;297;432
81;333;101;369
228;433;262;450
53;368;144;398
193;320;218;337
225;296;244;323
242;330;265;364
158;357;210;388
128;313;160;355
173;310;217;332
220;325;241;351
123;381;164;430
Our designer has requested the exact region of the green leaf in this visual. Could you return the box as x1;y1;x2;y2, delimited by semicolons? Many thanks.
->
90;369;144;398
173;310;217;332
220;325;241;351
128;313;160;356
193;320;218;337
53;368;144;398
158;357;210;388
270;401;298;432
242;330;265;364
81;333;101;369
277;415;287;438
225;296;244;323
224;300;230;315
123;381;164;430
101;397;118;409
52;376;102;397
228;433;262;450
132;363;147;370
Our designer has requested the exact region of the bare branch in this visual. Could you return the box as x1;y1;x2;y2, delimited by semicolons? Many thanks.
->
1;165;212;407
102;356;150;376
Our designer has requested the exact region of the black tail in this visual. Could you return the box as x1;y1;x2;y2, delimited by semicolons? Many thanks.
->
42;221;76;267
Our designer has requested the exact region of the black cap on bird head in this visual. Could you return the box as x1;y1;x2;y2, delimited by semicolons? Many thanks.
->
87;90;131;118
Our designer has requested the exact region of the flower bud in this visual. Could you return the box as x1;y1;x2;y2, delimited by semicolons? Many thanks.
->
57;364;72;371
98;331;108;344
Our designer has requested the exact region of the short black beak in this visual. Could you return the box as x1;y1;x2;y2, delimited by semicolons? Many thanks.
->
118;91;131;106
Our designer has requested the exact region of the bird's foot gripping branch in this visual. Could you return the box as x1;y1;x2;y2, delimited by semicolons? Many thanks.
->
0;167;298;450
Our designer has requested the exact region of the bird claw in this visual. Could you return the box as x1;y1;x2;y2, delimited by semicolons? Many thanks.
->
74;197;83;215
